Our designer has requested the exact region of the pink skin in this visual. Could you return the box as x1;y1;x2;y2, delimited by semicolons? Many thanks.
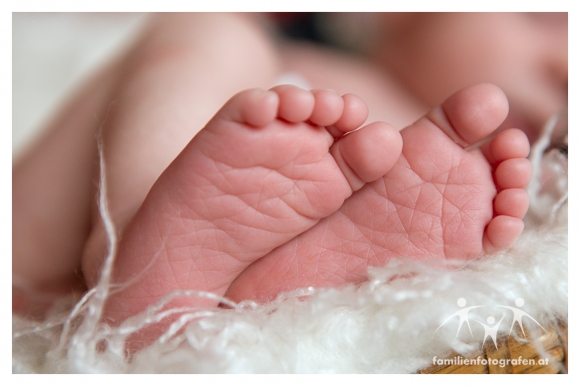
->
101;86;402;328
375;12;567;143
225;84;531;303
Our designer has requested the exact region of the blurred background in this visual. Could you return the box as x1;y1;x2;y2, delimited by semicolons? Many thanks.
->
12;13;380;157
13;12;568;156
13;13;148;156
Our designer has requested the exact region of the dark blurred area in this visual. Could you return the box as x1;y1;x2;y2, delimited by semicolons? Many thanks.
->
271;13;327;44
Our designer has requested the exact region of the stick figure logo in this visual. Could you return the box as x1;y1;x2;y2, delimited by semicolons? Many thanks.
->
499;298;546;338
435;298;482;337
476;316;505;349
436;297;546;349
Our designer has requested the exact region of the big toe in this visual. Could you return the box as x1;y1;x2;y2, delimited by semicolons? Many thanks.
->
330;122;403;191
426;83;509;148
218;88;279;127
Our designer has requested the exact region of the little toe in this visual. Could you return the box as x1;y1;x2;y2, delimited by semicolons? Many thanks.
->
483;215;525;253
427;83;509;147
330;121;402;191
332;93;369;135
219;88;279;127
270;85;315;123
494;189;529;219
309;89;344;128
482;128;530;165
495;158;533;189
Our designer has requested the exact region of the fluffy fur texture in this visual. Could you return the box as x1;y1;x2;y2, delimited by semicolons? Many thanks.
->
12;115;568;373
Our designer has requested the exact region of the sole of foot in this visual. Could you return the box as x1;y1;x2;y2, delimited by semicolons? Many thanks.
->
225;83;532;303
97;85;403;329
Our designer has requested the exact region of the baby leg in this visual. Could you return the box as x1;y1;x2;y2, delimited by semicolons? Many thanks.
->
13;61;122;315
13;13;281;315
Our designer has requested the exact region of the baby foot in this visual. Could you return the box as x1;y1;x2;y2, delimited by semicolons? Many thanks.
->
97;85;402;322
225;83;532;302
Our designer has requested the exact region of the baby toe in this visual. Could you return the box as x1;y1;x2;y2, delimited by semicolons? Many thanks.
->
483;215;524;253
220;88;279;127
484;128;530;165
495;158;533;189
309;89;344;128
270;85;315;123
331;121;402;191
332;93;369;134
494;188;529;219
428;83;509;147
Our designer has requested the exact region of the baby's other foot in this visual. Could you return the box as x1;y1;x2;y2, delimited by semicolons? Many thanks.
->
95;85;402;324
226;83;532;303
